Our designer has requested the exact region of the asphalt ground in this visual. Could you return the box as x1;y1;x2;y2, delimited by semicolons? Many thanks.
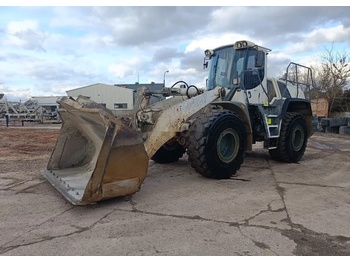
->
0;126;349;255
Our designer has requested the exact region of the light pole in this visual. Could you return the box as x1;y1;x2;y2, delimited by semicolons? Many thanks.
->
163;70;169;87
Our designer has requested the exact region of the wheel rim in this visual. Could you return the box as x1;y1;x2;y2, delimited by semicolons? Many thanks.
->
292;126;304;151
216;128;239;163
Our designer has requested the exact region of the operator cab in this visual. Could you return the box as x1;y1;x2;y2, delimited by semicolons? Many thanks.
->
204;40;271;93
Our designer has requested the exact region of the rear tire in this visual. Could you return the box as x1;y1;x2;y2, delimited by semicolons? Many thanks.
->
151;141;185;164
269;112;308;163
187;110;246;179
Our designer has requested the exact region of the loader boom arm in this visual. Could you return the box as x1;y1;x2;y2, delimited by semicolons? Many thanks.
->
145;87;222;158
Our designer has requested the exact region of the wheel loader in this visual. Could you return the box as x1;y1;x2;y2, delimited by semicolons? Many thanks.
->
43;40;314;205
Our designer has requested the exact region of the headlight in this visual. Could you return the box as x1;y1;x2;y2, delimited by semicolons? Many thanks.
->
235;41;250;49
204;49;214;58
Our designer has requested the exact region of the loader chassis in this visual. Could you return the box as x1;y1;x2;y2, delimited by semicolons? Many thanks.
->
43;40;314;205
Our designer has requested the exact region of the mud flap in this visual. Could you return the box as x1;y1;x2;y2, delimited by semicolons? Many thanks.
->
43;96;149;205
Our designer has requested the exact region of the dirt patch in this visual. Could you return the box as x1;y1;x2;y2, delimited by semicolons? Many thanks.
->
0;126;60;174
0;127;59;157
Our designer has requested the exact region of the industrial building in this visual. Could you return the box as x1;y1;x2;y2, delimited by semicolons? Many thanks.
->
115;82;164;92
66;82;164;111
30;96;61;111
66;83;134;110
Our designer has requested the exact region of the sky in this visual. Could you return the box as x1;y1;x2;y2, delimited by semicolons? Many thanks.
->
1;2;350;101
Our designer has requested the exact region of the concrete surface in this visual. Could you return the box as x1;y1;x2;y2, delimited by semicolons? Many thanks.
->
0;130;350;255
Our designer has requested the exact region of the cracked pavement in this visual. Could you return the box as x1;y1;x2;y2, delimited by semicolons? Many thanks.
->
0;127;350;255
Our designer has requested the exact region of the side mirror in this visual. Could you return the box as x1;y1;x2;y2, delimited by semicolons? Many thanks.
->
255;50;265;68
203;57;209;69
203;61;208;69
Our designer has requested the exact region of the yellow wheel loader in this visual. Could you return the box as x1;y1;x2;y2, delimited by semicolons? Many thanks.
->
43;40;314;205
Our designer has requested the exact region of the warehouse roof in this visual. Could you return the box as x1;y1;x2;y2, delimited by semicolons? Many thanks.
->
114;83;164;92
65;83;115;93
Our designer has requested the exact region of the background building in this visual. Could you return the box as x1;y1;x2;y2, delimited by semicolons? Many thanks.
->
66;83;134;110
66;82;164;112
115;82;164;93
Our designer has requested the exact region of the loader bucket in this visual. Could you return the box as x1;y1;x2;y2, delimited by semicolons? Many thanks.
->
43;96;149;205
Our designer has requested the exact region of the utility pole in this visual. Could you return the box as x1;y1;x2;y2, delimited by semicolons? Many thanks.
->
163;70;169;87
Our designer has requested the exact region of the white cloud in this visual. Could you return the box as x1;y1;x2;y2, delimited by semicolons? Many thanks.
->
6;20;37;34
185;33;249;53
307;24;350;43
274;25;350;56
4;20;48;51
108;55;150;80
50;7;91;28
1;6;350;102
108;64;131;79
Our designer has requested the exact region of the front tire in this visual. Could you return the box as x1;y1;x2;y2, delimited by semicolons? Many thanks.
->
151;140;186;164
269;112;308;163
187;110;246;179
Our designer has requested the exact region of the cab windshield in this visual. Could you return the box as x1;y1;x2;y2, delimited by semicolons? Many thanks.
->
206;46;264;91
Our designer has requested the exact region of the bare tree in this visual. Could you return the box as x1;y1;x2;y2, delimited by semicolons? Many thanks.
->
311;44;350;115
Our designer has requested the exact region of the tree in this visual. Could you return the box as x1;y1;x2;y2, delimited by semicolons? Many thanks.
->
336;89;350;112
311;44;350;115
